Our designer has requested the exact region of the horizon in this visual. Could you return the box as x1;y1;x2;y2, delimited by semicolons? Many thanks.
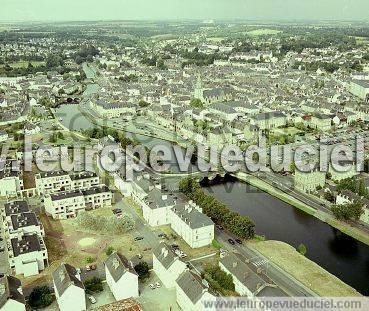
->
1;0;369;23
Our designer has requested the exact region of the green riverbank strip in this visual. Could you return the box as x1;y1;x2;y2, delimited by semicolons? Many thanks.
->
235;172;369;247
249;240;361;297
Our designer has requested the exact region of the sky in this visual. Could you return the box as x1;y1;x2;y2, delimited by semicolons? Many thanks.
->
0;0;368;22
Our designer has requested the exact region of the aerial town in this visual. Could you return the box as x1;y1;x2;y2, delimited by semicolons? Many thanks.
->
1;2;369;311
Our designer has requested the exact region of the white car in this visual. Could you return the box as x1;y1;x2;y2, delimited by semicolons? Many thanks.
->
149;283;155;290
155;282;161;288
88;295;96;304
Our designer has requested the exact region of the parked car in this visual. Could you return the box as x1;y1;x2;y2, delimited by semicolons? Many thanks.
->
76;268;82;274
88;295;96;304
235;239;243;245
158;233;167;238
228;239;235;245
155;282;161;288
149;284;155;290
171;244;179;250
90;264;97;270
216;224;224;230
134;236;144;241
137;254;143;259
85;265;91;271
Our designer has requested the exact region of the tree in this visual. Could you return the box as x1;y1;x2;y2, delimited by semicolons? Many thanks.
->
190;98;204;108
29;286;54;309
134;261;150;280
331;202;364;222
297;243;307;256
138;100;150;108
202;264;235;295
84;277;103;294
105;246;115;256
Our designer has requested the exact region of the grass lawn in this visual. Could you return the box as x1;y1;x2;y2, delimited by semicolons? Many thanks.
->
249;240;361;297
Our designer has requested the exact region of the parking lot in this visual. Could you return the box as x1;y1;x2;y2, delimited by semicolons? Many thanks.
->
137;273;180;311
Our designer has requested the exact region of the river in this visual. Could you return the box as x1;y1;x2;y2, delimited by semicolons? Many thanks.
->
206;181;369;295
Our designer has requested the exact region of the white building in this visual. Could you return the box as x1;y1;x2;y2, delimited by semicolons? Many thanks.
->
141;189;176;227
105;252;139;301
0;275;26;311
176;271;216;311
53;263;86;311
8;234;48;277
153;243;187;288
35;171;100;195
44;190;85;219
44;185;112;219
0;159;23;197
169;201;214;248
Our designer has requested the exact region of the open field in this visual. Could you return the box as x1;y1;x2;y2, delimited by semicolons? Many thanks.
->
0;60;45;69
23;208;143;286
246;28;282;36
249;240;361;297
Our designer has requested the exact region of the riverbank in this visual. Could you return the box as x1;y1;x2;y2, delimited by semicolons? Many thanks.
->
248;240;361;297
235;172;369;247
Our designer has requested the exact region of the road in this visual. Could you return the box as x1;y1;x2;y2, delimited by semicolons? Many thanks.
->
215;228;317;297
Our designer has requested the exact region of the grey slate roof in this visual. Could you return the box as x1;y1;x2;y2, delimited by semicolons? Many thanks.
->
105;252;137;283
176;271;209;304
53;263;84;297
0;276;25;308
220;252;266;293
171;203;214;229
153;243;181;269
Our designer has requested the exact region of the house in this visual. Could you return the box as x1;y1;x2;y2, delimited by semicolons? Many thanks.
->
310;113;332;131
175;271;216;311
90;99;136;118
152;243;187;288
169;201;214;248
105;252;139;300
8;234;48;277
250;111;287;130
53;263;86;311
0;159;23;197
83;185;113;209
141;188;176;227
0;275;26;311
219;252;266;297
294;169;326;193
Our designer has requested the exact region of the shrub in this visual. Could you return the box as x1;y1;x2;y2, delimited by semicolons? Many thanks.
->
29;286;54;309
84;277;103;294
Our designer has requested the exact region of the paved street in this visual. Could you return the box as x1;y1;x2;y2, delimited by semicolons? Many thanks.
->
215;228;317;297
